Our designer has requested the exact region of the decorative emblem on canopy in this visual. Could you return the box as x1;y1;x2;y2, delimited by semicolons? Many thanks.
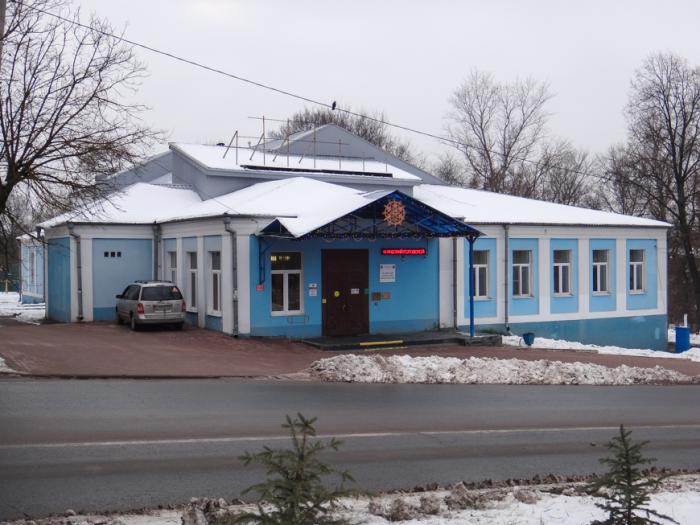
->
383;200;406;226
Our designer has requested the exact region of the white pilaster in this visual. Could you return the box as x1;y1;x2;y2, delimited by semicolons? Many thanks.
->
438;238;453;328
237;234;251;334
579;239;589;314
222;233;233;334
616;238;627;312
197;236;206;328
538;238;549;315
81;238;94;322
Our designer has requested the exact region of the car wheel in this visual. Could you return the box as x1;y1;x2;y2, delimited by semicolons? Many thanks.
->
116;309;123;325
130;314;138;331
174;322;184;330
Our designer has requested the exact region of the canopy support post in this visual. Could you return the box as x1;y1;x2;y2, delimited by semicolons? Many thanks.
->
468;235;475;338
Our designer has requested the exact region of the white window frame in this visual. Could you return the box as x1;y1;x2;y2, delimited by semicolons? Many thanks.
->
186;251;198;311
167;251;177;285
592;249;609;295
208;251;222;316
512;250;532;298
472;250;489;300
552;249;572;296
270;252;303;316
629;249;645;294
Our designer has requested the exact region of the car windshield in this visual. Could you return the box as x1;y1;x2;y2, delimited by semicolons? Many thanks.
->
140;286;183;301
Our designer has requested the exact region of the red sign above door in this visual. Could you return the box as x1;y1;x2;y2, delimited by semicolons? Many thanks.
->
381;248;427;256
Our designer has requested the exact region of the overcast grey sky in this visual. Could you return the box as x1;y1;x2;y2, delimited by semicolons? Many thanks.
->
80;0;700;165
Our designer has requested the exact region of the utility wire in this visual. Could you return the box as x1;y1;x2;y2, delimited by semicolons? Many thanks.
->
17;1;592;179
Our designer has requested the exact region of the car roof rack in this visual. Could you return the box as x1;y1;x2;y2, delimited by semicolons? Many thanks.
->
134;279;173;284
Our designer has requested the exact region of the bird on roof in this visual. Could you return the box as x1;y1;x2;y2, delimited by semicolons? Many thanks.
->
331;101;337;110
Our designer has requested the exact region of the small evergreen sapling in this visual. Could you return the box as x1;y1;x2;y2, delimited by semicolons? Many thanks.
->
231;413;355;525
586;425;677;525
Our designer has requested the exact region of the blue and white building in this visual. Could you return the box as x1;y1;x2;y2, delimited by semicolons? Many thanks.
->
21;124;670;350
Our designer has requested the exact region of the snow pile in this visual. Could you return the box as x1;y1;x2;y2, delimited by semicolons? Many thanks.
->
0;356;19;374
0;292;45;324
5;476;700;525
345;480;700;524
308;354;694;385
503;333;700;363
668;327;700;346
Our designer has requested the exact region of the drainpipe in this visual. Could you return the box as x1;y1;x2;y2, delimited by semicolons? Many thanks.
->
452;237;458;331
152;223;161;279
503;224;510;333
223;216;239;336
67;224;84;321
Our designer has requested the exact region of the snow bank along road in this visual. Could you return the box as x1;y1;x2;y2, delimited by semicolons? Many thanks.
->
1;380;700;519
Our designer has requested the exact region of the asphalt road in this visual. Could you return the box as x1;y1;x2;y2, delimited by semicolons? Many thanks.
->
1;379;700;519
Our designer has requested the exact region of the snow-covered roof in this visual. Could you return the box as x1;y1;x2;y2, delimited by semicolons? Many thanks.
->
38;177;670;232
414;185;671;228
40;183;201;228
166;177;400;238
170;143;421;181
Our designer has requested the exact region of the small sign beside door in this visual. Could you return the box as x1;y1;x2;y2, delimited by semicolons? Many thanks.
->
350;288;360;295
379;264;396;283
308;283;318;297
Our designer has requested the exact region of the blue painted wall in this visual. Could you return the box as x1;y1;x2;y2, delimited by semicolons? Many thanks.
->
550;238;578;314
465;237;497;318
92;239;152;320
509;238;539;316
626;239;657;310
47;237;71;322
476;314;668;351
249;236;439;337
21;243;45;303
589;239;617;312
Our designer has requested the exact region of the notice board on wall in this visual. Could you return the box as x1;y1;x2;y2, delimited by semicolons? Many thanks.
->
379;264;396;283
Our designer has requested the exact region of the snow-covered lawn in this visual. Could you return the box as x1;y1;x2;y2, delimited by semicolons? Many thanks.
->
5;475;699;525
308;354;694;385
502;333;700;362
0;292;45;324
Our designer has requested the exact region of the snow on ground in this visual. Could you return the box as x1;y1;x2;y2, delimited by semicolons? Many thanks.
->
0;292;45;324
308;354;694;385
4;476;699;525
0;356;18;374
503;333;700;362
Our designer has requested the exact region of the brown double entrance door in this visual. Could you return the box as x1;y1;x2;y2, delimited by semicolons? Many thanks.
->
322;249;369;337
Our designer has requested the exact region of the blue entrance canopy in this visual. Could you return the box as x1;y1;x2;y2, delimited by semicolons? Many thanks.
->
260;190;482;240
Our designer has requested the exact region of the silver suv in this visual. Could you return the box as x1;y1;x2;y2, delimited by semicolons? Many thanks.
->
116;280;186;330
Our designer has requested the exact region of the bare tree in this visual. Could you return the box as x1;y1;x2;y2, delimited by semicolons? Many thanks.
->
432;151;467;186
610;53;700;324
445;70;551;196
0;0;161;234
272;106;423;166
538;140;598;207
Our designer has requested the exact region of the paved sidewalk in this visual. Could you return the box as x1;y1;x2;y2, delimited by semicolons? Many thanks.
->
1;318;700;378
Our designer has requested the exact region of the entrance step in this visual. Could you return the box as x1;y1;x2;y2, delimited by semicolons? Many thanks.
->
301;331;502;351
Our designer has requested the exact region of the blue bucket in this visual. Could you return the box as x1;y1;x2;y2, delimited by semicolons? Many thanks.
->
522;332;535;347
675;326;690;353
